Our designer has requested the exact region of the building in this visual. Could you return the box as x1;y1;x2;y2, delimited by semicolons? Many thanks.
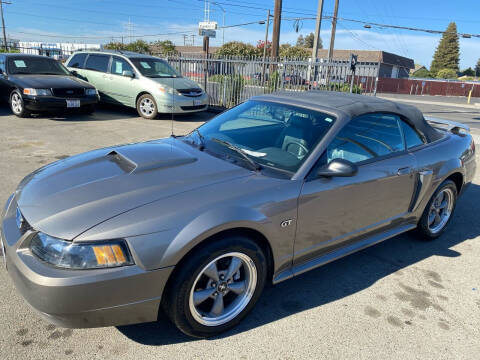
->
410;64;428;76
312;49;414;78
17;42;102;59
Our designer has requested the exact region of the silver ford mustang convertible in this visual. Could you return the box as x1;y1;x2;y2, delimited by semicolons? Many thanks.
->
1;92;476;337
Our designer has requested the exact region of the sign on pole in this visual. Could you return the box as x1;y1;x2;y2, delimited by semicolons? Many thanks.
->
199;29;216;38
199;21;218;30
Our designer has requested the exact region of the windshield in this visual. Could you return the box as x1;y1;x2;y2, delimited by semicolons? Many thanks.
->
7;57;70;75
130;58;181;78
186;100;336;173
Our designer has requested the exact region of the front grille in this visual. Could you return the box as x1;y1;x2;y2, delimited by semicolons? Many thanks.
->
177;88;203;97
52;88;85;98
181;105;207;111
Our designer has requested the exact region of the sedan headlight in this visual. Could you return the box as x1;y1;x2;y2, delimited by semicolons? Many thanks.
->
30;232;134;269
85;88;98;96
23;88;52;96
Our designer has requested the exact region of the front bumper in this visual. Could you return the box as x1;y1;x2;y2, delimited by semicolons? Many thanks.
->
1;195;173;328
154;92;209;114
23;95;99;112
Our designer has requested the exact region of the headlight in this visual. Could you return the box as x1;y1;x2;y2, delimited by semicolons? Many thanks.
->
30;232;134;269
85;88;97;96
23;88;52;96
158;85;177;95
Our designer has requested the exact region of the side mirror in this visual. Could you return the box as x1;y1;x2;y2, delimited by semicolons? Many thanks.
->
122;70;134;78
70;70;77;76
317;159;358;178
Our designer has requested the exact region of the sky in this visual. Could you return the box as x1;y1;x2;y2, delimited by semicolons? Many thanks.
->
4;0;480;69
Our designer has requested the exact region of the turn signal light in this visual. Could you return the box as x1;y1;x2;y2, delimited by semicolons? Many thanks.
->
93;245;128;266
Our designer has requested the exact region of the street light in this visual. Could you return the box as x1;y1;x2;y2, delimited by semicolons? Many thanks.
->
211;1;226;45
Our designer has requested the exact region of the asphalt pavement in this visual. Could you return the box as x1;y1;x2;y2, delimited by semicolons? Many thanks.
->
0;100;479;360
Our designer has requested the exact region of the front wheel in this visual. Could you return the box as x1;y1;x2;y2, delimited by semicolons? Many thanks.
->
136;94;158;119
416;180;458;240
10;91;30;118
162;236;267;338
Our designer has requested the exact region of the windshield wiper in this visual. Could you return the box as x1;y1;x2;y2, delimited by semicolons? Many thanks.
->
210;138;262;171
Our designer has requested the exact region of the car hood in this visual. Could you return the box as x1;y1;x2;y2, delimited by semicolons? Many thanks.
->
16;138;250;240
148;76;201;90
9;74;93;89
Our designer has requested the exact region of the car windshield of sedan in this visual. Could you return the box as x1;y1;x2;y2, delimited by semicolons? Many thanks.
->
7;57;70;76
130;58;181;78
188;100;336;173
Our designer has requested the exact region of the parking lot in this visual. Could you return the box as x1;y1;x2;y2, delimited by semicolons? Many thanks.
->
1;101;480;359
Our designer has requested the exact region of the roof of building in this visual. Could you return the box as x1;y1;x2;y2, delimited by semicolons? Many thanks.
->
252;91;441;142
410;64;427;74
309;49;414;69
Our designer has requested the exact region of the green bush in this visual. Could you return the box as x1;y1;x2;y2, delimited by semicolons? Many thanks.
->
436;68;457;79
0;48;20;53
209;74;245;107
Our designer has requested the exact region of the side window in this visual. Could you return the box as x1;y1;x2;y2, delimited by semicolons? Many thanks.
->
67;53;87;69
110;57;134;75
400;120;424;149
0;56;5;73
85;55;110;72
327;113;405;164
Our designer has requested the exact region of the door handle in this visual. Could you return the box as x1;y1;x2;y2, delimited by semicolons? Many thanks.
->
397;167;412;176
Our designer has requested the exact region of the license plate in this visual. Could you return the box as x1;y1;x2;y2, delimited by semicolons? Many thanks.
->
66;99;80;108
193;99;203;106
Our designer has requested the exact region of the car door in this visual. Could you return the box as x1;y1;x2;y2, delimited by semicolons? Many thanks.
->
0;55;8;101
103;56;138;107
83;54;111;102
294;113;418;266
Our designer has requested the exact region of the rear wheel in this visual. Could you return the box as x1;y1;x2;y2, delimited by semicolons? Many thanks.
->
10;91;30;118
416;180;457;240
136;94;158;119
162;236;267;338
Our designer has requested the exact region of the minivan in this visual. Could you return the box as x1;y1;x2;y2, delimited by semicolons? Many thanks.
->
66;50;208;119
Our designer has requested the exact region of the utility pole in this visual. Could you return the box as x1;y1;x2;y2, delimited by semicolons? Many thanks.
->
0;0;11;51
261;9;271;86
327;0;339;62
310;0;324;85
271;0;282;59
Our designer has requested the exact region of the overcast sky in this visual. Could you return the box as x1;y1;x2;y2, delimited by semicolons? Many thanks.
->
5;0;480;69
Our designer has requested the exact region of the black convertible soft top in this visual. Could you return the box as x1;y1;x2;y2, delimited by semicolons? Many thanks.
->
253;91;443;143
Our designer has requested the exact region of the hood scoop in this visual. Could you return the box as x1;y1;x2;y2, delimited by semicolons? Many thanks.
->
107;143;197;174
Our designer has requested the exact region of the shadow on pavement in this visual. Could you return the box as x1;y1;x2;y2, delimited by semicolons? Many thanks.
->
117;183;480;345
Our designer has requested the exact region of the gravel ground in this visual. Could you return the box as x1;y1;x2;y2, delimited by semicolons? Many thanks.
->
0;102;479;360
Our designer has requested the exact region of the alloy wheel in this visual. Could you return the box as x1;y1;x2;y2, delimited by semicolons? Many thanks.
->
427;188;454;234
189;252;257;327
139;98;155;117
11;93;22;114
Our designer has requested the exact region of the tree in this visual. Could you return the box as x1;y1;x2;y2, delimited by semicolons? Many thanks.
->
304;32;319;48
436;68;457;79
216;41;260;57
460;67;475;77
296;34;305;47
411;68;431;78
104;42;126;50
279;44;310;58
476;58;480;77
430;22;460;76
151;40;177;55
103;40;151;54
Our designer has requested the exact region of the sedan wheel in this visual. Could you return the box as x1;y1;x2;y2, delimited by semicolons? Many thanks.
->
163;236;267;338
189;252;257;327
10;91;30;118
417;179;458;239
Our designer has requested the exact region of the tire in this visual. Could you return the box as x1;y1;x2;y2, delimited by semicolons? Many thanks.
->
162;236;267;338
10;90;31;118
136;94;158;119
416;179;458;240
